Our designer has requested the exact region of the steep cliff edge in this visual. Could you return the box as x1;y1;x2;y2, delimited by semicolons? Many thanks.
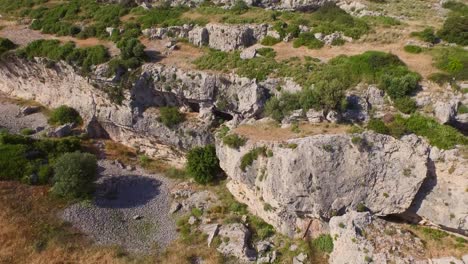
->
216;132;430;236
0;56;268;164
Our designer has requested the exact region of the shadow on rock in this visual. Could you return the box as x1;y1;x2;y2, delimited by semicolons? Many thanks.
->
94;175;162;209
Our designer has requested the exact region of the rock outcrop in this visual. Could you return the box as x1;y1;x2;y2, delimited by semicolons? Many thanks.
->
0;56;268;164
217;132;430;236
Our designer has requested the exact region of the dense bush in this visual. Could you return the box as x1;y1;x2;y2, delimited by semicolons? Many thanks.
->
404;45;422;54
52;152;97;199
393;97;417;114
230;0;249;14
256;47;276;58
185;145;220;184
0;144;30;181
264;92;301;122
438;3;468;46
404;114;467;149
19;39;109;71
0;38;16;56
116;37;146;61
312;234;334;253
159;106;184;127
48;105;82;125
0;132;81;183
293;32;324;49
367;114;467;149
136;6;189;28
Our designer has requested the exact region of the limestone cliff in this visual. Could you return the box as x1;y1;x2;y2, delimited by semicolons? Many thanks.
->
216;132;430;236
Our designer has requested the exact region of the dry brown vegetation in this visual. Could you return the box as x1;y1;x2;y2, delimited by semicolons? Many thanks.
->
0;181;130;264
234;121;350;142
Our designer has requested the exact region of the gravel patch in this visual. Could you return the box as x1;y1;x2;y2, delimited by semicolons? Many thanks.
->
0;100;48;134
61;160;178;252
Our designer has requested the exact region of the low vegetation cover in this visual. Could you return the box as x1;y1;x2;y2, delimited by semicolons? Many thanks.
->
186;145;220;184
240;146;267;171
0;131;81;184
429;46;468;82
18;39;109;72
48;105;82;125
222;133;246;149
404;45;422;54
367;114;467;149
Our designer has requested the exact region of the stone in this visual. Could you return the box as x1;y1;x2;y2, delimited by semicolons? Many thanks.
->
169;202;182;214
293;253;307;264
105;27;114;37
133;215;142;220
306;109;324;123
326;110;340;123
217;223;256;261
19;105;41;116
126;165;135;171
289;244;298;251
366;85;385;108
115;160;125;169
256;240;272;253
200;223;219;247
217;131;429;236
188;216;197;225
433;100;458;124
322;32;343;45
240;48;257;60
49;123;72;138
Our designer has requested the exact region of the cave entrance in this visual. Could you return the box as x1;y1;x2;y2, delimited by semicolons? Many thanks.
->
213;109;233;121
186;101;200;112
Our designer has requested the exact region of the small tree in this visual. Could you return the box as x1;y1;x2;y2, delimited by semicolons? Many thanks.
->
186;145;220;184
52;152;97;199
48;105;82;125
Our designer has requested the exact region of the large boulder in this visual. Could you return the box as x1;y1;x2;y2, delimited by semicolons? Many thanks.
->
216;223;256;262
434;100;458;124
217;131;430;236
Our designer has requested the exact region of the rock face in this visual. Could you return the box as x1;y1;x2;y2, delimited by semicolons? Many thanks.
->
189;23;269;51
0;56;268;164
217;132;430;236
329;211;468;264
101;0;336;10
405;147;468;235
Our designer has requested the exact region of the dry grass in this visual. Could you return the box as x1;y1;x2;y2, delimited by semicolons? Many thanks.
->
0;181;129;264
234;121;350;142
404;225;467;259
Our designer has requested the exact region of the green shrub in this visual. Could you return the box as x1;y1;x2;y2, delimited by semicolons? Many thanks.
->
159;106;184;127
438;5;468;46
48;105;82;125
367;119;389;135
248;215;274;240
20;128;35;136
394;97;417;114
430;47;468;80
230;0;249;14
256;47;276;58
136;6;188;28
312;234;334;253
458;104;468;114
404;45;422;54
405;114;467;149
116;37;146;62
52;152;97;199
37;164;53;184
411;27;438;43
240;147;267;172
379;72;420;99
293;32;324;49
0;37;16;56
0;144;29;181
260;36;281;46
19;40;109;71
186;145;220;184
223;134;246;149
